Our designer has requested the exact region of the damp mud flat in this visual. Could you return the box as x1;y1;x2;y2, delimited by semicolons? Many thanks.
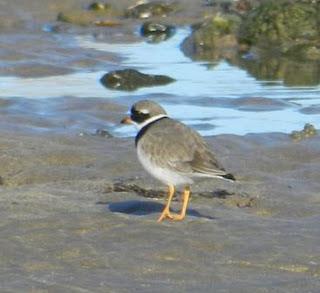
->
0;129;320;292
1;0;320;291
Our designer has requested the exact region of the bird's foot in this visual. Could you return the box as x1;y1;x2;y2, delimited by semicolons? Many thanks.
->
170;213;186;221
157;208;174;222
158;211;186;222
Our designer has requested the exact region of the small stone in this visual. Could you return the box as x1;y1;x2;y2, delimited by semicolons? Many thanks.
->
289;131;303;141
88;2;111;11
303;123;316;133
141;22;175;42
95;129;112;137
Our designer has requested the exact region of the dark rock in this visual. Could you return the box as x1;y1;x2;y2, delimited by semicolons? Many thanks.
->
100;69;175;91
140;22;175;43
125;1;177;19
181;4;320;86
239;0;320;60
181;15;241;62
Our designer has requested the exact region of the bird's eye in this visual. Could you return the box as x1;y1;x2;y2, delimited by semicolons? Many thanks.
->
131;108;150;123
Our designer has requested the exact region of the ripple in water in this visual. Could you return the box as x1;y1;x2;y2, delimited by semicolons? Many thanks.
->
0;29;319;136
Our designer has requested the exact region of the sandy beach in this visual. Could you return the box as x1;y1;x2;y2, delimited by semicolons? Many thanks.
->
1;0;320;292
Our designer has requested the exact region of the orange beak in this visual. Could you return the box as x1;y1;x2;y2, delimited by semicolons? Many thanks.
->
121;116;133;124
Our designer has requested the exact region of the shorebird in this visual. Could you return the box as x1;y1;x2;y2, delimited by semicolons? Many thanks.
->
121;100;235;222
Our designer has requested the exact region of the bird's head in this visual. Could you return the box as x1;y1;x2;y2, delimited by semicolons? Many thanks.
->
121;100;168;129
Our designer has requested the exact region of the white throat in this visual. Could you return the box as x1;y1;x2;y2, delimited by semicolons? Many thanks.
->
136;114;168;130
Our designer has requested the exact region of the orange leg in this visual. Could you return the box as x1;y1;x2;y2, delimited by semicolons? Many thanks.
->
171;186;190;221
157;184;175;222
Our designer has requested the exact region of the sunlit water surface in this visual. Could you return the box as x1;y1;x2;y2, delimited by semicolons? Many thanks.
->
0;29;319;136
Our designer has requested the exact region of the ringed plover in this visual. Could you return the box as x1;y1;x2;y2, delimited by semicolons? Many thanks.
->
121;100;235;222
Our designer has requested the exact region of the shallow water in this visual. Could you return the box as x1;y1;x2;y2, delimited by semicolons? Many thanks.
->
0;29;319;136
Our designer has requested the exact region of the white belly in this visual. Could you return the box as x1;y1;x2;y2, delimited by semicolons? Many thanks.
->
137;145;193;186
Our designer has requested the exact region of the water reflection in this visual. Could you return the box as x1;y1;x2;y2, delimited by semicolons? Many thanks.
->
182;30;320;87
234;56;320;87
0;28;319;136
82;28;319;136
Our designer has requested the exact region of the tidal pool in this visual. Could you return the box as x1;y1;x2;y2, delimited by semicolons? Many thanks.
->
0;28;319;136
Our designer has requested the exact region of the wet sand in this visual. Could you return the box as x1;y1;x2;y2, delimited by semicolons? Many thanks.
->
1;0;320;292
1;128;320;292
